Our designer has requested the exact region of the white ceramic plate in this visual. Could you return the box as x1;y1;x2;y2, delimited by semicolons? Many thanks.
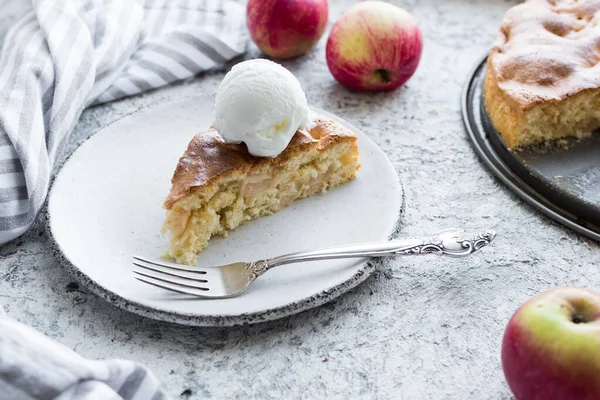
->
47;97;403;326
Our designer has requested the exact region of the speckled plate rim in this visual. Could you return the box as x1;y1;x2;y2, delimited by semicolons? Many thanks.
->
45;98;405;327
462;54;600;241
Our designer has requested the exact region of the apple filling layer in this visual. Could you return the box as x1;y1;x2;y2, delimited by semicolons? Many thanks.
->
162;140;360;265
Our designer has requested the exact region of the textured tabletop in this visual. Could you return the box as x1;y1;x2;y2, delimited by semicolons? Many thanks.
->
2;0;596;399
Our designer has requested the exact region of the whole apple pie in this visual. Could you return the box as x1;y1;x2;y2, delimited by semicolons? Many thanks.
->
484;0;600;148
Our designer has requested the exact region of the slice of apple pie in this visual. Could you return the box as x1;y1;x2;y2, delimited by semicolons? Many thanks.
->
161;118;360;265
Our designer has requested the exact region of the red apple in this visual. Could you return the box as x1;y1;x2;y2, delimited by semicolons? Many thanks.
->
246;0;328;60
502;287;600;400
326;1;423;91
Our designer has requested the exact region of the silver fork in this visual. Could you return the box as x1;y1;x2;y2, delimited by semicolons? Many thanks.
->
133;228;496;299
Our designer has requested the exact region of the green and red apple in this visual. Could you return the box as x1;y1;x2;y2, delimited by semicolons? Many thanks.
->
502;287;600;400
326;1;423;91
247;0;328;60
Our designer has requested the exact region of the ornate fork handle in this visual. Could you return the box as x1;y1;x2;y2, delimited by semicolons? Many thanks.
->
244;228;496;282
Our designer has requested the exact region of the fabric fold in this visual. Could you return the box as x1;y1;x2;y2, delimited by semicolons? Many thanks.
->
0;312;166;399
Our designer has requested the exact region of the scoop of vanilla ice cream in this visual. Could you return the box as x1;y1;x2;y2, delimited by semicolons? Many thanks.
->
213;59;315;157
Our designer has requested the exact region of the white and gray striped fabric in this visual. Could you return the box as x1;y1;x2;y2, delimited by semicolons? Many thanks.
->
0;0;247;245
0;306;166;400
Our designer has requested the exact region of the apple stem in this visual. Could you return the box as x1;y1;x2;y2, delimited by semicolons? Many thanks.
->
374;69;391;83
572;314;586;324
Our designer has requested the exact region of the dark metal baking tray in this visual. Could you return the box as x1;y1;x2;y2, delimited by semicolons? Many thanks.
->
462;55;600;241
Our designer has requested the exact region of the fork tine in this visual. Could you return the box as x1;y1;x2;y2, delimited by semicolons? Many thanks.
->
132;260;208;282
133;268;210;291
133;275;212;297
132;256;207;274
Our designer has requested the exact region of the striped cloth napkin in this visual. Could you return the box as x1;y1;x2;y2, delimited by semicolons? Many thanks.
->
0;0;247;245
0;306;166;399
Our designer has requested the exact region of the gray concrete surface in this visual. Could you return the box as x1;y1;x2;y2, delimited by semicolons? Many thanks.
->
2;0;596;398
